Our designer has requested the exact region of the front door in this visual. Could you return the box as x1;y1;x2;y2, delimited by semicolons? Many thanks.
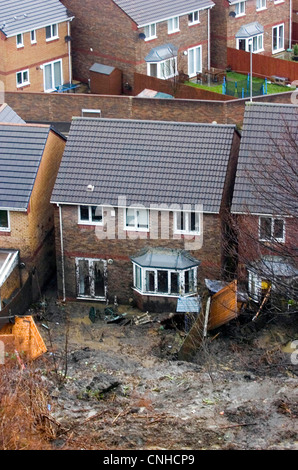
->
76;258;107;301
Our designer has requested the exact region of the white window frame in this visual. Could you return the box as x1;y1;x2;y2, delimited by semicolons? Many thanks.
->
274;0;284;4
16;33;24;48
75;257;107;300
174;211;201;235
188;11;200;25
0;210;10;232
272;23;284;53
144;23;157;41
31;30;37;44
256;0;266;10
133;264;197;297
43;58;63;92
78;205;103;225
124;208;149;232
45;23;59;42
252;33;264;52
168;16;179;34
235;1;246;17
188;45;202;77
259;216;285;243
16;69;30;88
236;34;264;53
147;56;177;79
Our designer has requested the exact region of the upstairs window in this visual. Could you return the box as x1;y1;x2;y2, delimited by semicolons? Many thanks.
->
125;208;149;231
188;11;200;25
46;24;58;41
0;210;10;231
235;1;246;17
144;23;157;40
174;211;200;235
272;24;284;53
259;217;285;243
256;0;266;10
78;206;103;225
31;30;37;44
16;33;24;48
168;16;179;34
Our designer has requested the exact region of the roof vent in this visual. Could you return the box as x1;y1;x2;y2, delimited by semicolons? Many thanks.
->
87;184;94;192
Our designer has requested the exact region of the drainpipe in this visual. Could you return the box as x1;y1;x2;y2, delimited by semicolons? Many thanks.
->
68;20;73;84
207;8;211;70
58;204;66;302
289;0;292;50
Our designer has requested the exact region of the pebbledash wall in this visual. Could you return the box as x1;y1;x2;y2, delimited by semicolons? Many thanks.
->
4;89;294;127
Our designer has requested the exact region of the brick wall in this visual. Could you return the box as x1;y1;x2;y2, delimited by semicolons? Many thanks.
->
0;22;71;92
211;0;291;68
0;129;66;290
54;205;224;304
4;89;294;129
61;0;211;91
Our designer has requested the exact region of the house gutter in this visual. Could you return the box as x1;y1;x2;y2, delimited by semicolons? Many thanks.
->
58;204;66;302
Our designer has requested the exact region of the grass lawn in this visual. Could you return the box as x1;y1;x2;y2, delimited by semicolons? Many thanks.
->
186;71;295;95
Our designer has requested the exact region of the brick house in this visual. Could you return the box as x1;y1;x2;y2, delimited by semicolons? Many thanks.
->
0;0;74;93
231;102;298;304
211;0;291;69
0;108;66;309
60;0;214;93
51;117;240;312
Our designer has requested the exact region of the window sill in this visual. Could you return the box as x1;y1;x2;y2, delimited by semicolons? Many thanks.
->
272;48;285;54
256;7;267;11
46;37;59;43
125;227;149;233
76;295;106;301
133;288;195;298
168;30;180;35
235;14;246;18
16;83;30;89
145;36;157;42
188;22;200;27
78;222;103;226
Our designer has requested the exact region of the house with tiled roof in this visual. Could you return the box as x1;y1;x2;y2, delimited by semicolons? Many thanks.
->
0;0;74;92
60;0;214;93
0;112;66;311
230;102;298;303
210;0;291;69
51;117;240;311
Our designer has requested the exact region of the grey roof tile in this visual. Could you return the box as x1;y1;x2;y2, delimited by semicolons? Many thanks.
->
113;0;214;26
0;104;25;124
0;0;73;37
51;118;237;214
0;123;51;210
231;103;298;216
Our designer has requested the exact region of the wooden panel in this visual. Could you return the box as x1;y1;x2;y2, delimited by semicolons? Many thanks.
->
208;280;238;331
0;316;47;360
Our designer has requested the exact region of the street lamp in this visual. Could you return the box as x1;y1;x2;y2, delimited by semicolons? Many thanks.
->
248;38;253;102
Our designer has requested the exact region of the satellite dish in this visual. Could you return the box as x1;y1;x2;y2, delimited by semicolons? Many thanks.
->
138;33;146;40
229;11;236;17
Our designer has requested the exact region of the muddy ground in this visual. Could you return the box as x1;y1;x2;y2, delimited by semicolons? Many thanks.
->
30;283;298;451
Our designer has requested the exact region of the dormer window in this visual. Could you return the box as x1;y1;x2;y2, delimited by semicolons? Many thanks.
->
188;11;200;25
168;16;179;34
144;23;157;41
